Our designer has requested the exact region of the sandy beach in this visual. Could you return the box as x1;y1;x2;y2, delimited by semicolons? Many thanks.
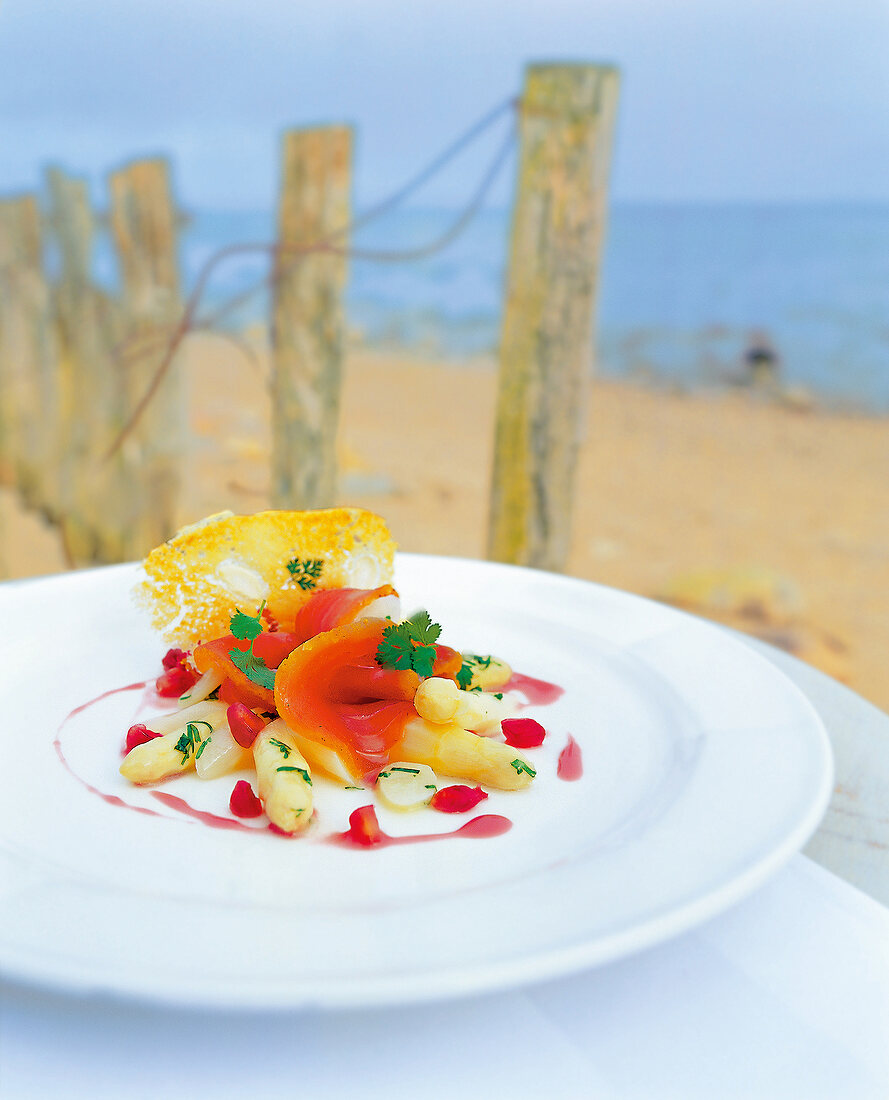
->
2;334;888;714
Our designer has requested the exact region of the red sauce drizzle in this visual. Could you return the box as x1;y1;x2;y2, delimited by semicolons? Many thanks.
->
63;680;150;721
557;734;583;781
54;680;169;819
78;785;164;817
503;672;564;707
330;812;512;848
151;791;257;832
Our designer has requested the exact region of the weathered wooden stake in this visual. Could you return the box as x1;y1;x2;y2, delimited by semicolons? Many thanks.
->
0;199;19;486
271;125;352;509
108;157;185;558
0;195;56;513
487;63;619;571
48;167;127;563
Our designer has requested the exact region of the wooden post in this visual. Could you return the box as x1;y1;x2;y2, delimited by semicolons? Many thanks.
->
271;125;351;509
48;167;127;563
487;63;619;571
0;196;57;514
0;199;18;486
108;157;185;558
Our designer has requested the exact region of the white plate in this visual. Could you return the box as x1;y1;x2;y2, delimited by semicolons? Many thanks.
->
0;554;832;1010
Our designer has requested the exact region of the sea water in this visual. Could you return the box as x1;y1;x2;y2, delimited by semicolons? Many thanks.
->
90;203;889;413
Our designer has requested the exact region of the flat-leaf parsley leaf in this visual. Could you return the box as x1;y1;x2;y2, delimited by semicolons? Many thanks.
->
228;605;276;690
229;647;276;690
405;609;441;646
230;608;264;642
376;624;414;670
376;610;443;678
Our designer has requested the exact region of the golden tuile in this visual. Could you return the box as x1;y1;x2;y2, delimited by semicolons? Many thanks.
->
136;508;397;646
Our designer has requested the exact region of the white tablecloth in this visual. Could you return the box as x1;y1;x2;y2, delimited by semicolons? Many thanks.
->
3;857;888;1100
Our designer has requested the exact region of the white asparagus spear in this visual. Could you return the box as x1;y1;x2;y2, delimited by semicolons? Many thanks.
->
253;719;314;833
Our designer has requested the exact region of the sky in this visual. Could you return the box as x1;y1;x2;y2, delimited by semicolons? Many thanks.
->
1;0;888;211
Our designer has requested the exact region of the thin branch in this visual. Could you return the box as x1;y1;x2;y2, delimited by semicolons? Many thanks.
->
101;98;517;461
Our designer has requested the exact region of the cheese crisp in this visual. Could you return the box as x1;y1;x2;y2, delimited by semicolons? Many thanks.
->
137;508;396;646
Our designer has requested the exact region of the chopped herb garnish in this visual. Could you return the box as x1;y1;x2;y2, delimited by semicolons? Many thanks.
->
277;765;311;784
174;721;212;765
173;732;192;763
269;738;292;759
424;784;437;791
457;654;496;690
510;758;537;778
228;604;276;690
388;766;420;775
286;557;324;590
344;785;364;791
376;610;442;678
494;693;503;700
195;735;210;760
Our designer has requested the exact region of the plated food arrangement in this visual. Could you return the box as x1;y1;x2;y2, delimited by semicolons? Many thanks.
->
2;521;832;1008
61;508;572;846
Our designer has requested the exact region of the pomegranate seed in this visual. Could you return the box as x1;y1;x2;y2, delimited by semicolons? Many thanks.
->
124;723;162;753
156;665;199;698
161;647;189;670
230;780;263;818
226;703;267;748
501;717;546;748
345;805;383;846
430;785;489;813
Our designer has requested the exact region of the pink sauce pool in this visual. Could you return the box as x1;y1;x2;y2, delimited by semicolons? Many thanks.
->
557;735;583;781
503;672;564;707
331;811;512;849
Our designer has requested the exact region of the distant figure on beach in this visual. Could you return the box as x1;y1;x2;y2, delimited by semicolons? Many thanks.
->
743;337;780;390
